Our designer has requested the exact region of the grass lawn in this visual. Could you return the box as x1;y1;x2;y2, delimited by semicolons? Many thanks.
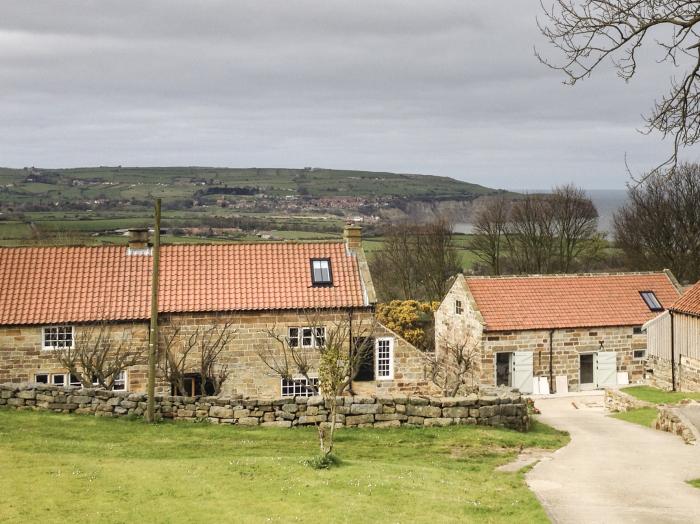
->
610;408;659;428
688;479;700;489
0;410;568;523
622;386;700;405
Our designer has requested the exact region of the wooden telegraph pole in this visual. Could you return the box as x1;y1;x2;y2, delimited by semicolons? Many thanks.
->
146;198;161;423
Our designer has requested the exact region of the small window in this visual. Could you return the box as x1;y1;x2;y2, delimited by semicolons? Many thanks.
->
633;349;646;359
42;326;74;350
69;374;82;387
633;326;643;335
310;259;332;286
113;371;127;391
313;327;325;347
640;291;663;312
376;338;394;380
288;327;300;347
34;373;49;384
289;326;325;348
51;374;66;386
455;299;463;315
281;376;319;397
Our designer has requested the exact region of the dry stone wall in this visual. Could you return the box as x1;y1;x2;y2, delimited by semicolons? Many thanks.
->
0;383;529;431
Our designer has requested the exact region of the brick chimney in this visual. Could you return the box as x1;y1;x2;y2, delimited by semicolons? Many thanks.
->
343;223;362;252
127;228;151;255
343;222;376;304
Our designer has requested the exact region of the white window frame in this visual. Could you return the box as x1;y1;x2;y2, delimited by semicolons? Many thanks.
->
112;370;127;391
42;325;75;350
51;373;66;386
34;373;49;384
92;370;128;391
375;337;394;380
281;376;319;397
69;373;82;387
288;326;326;348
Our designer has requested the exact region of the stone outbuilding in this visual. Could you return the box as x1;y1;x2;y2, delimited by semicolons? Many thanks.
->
0;225;433;398
435;272;682;394
644;279;700;391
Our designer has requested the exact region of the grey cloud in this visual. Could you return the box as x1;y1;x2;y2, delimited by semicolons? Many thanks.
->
0;0;698;189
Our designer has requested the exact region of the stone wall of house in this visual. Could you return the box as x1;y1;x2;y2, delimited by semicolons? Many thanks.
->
481;326;647;393
0;323;150;391
0;383;529;431
645;354;700;392
0;309;435;400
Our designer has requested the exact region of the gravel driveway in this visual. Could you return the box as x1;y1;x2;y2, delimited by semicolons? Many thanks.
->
527;393;700;523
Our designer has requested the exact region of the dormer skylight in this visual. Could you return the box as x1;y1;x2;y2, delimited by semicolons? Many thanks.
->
640;291;663;312
311;258;332;286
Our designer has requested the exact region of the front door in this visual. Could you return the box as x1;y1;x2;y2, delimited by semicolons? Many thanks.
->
595;352;618;388
512;351;534;394
580;354;595;390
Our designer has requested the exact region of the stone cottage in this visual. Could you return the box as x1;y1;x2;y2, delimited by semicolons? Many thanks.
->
0;226;432;398
435;272;682;394
644;279;700;391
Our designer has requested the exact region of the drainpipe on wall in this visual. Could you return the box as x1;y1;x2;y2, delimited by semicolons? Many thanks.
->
670;311;676;392
549;329;554;393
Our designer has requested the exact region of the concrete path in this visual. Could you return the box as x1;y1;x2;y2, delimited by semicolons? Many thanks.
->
526;393;700;523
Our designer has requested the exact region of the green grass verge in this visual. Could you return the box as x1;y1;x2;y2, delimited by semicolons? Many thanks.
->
687;479;700;489
622;386;700;405
0;410;567;523
610;407;659;428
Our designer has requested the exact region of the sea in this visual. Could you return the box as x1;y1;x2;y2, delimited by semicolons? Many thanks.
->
454;189;628;236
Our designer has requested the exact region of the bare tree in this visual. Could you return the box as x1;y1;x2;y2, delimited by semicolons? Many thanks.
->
258;311;377;457
470;186;602;274
158;319;236;396
426;332;480;397
370;218;460;301
614;163;700;282
506;194;558;274
551;184;603;272
538;1;700;172
55;321;146;389
470;195;511;275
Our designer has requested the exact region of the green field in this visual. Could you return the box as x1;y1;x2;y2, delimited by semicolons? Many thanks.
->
0;409;568;523
622;386;700;405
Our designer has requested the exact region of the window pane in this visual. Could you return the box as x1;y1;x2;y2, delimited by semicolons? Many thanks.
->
377;339;392;378
52;374;65;386
311;259;331;284
34;374;49;384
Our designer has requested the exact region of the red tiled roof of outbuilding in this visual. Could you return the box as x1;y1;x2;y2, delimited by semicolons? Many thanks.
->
671;280;700;317
464;272;681;332
0;242;367;325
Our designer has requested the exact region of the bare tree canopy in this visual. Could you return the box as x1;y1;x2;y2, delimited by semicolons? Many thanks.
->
369;218;461;302
427;332;480;397
258;311;377;457
158;319;236;396
55;321;146;389
470;185;602;275
614;162;700;282
538;1;700;169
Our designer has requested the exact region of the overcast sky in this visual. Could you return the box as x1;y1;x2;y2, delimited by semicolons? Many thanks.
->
2;1;699;189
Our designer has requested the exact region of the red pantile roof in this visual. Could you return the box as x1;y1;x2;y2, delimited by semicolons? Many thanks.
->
464;272;681;332
671;280;700;317
0;243;367;325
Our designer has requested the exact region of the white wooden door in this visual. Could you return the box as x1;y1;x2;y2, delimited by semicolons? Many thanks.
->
512;351;534;394
595;352;618;388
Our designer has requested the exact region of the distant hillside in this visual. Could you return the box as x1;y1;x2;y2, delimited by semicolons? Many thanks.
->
0;166;511;248
0;166;503;206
